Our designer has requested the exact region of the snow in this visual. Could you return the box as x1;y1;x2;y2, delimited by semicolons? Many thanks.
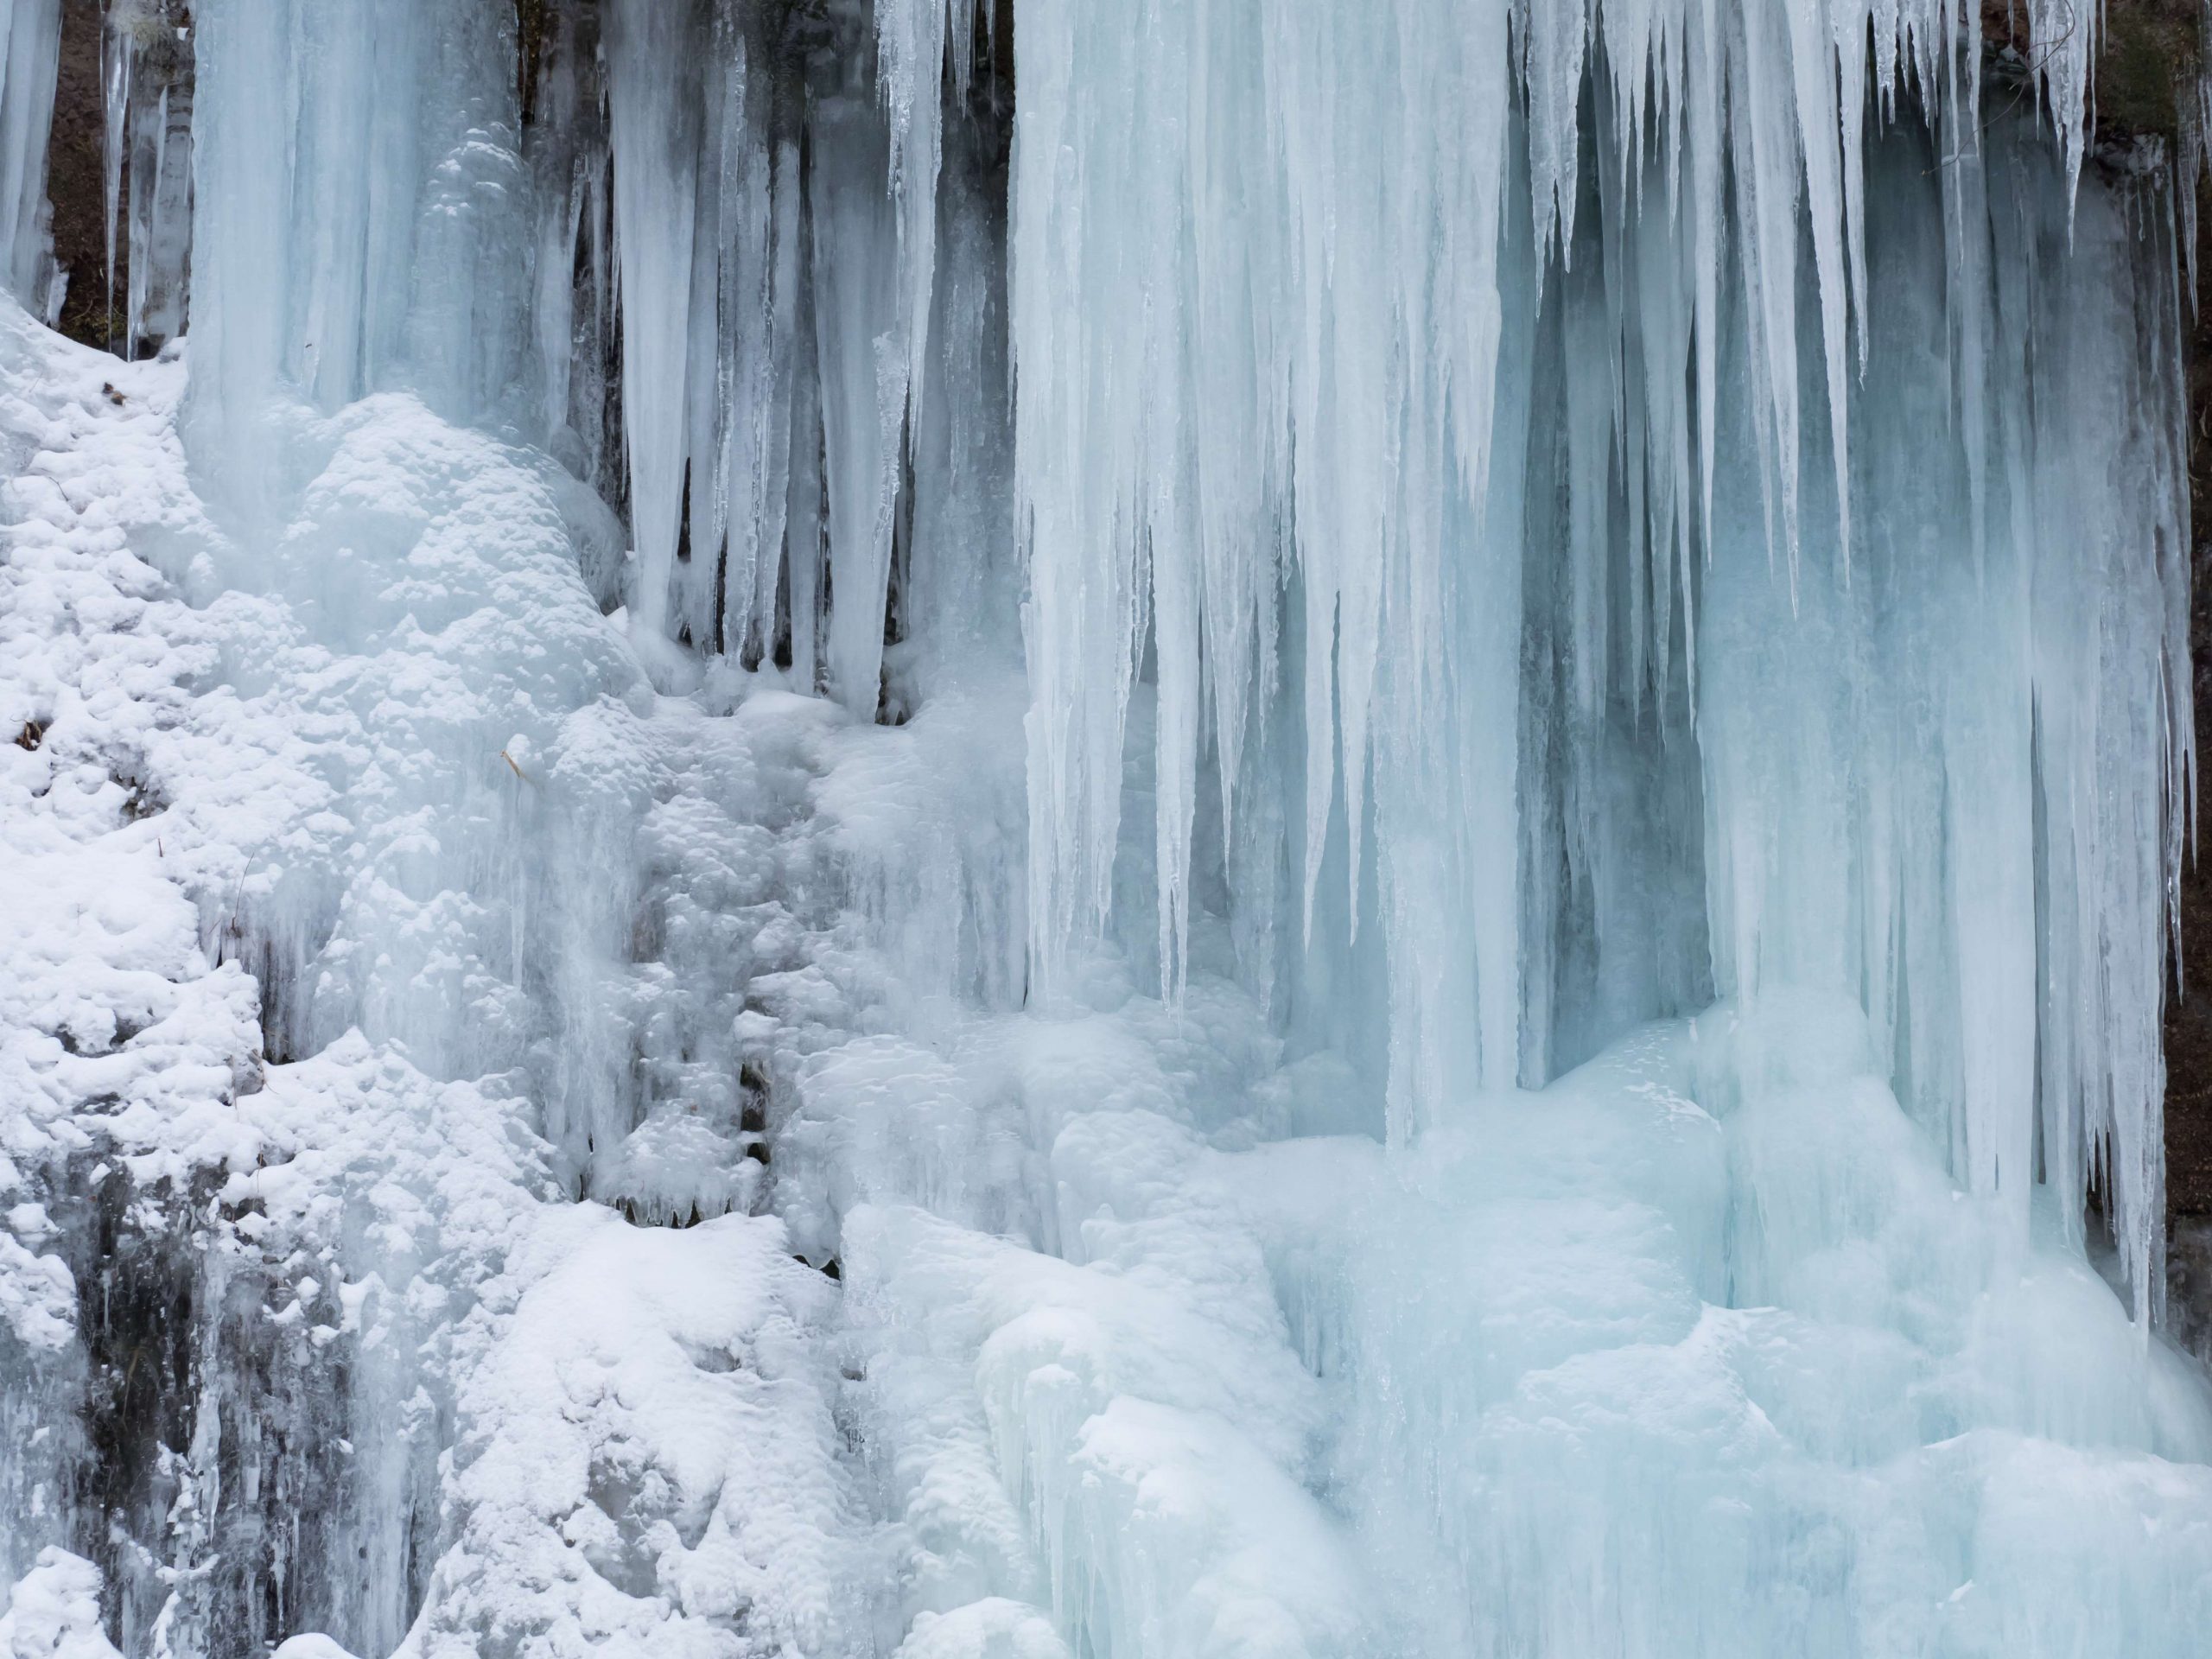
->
404;1208;851;1659
0;1551;122;1659
1;3;2210;1658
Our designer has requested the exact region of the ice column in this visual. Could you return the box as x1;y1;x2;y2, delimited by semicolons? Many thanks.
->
0;0;60;317
1015;0;1518;1087
185;0;524;495
602;0;706;642
102;0;194;356
593;0;986;695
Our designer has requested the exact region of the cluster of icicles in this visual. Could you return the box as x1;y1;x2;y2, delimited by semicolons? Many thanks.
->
1016;0;2194;1325
0;0;189;345
0;0;2196;1319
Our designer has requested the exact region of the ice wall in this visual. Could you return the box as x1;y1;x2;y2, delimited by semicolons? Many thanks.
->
186;0;528;502
7;0;1017;701
1013;0;2194;1313
1;1;2209;1656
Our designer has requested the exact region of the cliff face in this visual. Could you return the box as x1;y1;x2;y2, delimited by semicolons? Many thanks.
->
2082;0;2212;1344
2165;194;2212;1351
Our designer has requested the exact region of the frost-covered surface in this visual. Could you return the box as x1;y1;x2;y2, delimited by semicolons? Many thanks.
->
407;1208;853;1659
0;1550;123;1659
3;0;2212;1656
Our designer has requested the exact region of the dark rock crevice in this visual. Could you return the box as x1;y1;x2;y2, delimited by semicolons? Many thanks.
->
2164;152;2212;1351
47;0;111;349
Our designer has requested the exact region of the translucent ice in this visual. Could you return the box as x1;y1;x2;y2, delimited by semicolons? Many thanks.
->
0;0;59;317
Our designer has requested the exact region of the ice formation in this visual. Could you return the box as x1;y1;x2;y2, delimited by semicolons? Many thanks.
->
0;0;60;319
100;2;194;359
1;1;2210;1656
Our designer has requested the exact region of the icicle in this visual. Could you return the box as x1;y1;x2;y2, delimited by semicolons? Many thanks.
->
187;0;523;496
604;0;706;641
788;265;828;696
904;106;1017;684
522;0;614;491
2025;0;2101;215
102;7;130;340
94;2;196;359
709;41;802;666
1013;0;2195;1306
875;0;950;423
811;81;906;716
0;0;60;317
181;0;296;485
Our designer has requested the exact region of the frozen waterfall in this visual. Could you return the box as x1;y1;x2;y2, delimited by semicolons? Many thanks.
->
1;1;2210;1656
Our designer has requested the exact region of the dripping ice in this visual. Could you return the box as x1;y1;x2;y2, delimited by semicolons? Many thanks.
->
0;2;2208;1657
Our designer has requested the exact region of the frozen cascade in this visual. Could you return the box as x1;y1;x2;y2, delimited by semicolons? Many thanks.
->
0;0;2208;1657
1014;0;2193;1314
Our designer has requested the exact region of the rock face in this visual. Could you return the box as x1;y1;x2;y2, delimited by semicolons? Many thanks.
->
2167;216;2212;1346
41;2;193;358
42;0;105;351
2173;1218;2212;1354
2109;0;2212;1346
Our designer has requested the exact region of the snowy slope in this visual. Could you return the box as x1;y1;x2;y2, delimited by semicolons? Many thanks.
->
0;306;866;1658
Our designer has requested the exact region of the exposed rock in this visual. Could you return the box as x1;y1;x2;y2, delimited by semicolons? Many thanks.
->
45;0;109;351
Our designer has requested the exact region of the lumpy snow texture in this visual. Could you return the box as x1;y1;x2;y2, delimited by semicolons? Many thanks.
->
1;2;2209;1658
